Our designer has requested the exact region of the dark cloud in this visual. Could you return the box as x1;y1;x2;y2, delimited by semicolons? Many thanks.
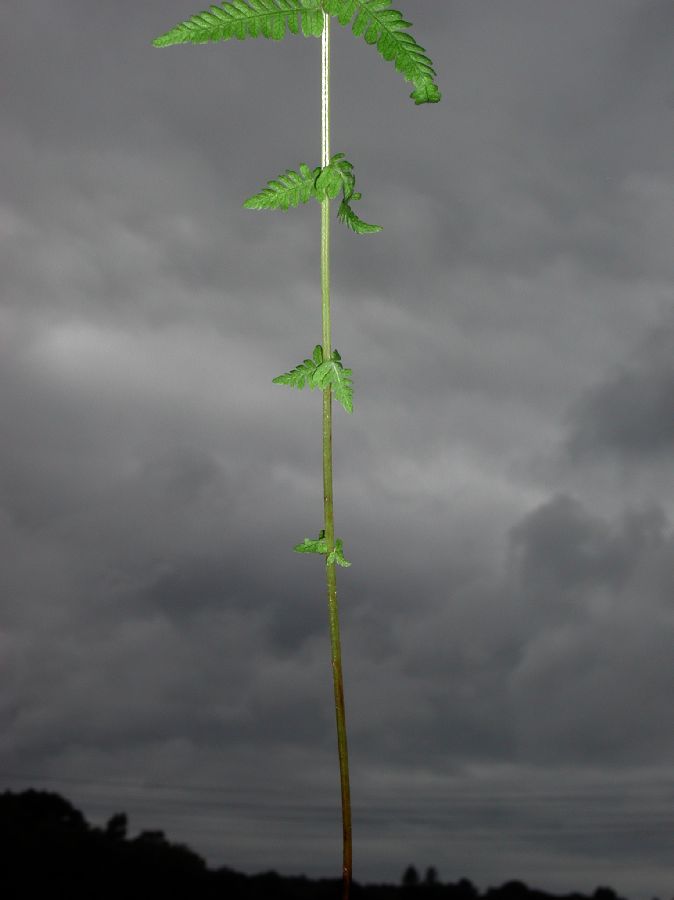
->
565;322;674;462
505;494;674;767
1;2;673;898
509;494;669;600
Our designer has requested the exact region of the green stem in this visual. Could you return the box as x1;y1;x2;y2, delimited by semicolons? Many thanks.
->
321;12;352;900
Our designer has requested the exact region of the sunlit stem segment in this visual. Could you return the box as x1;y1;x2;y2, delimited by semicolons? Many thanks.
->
320;12;352;900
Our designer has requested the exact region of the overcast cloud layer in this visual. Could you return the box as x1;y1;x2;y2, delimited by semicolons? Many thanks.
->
1;2;673;897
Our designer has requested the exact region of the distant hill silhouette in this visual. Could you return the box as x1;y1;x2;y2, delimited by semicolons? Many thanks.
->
0;788;632;900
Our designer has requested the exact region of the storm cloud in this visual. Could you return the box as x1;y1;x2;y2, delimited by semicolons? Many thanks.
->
1;2;673;898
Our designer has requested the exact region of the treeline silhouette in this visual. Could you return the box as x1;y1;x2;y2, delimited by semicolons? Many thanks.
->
0;789;630;900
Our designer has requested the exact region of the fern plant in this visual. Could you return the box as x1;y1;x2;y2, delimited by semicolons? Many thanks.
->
152;3;440;897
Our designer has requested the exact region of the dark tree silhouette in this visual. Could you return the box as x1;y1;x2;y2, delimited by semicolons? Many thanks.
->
0;788;206;899
104;811;127;841
456;878;480;900
594;890;618;900
0;788;633;900
403;865;420;888
424;867;438;886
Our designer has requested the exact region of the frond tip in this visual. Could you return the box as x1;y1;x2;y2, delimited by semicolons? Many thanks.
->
322;0;441;105
338;193;382;234
152;0;324;48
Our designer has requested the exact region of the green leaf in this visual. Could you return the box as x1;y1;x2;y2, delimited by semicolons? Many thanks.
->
312;350;354;414
273;345;324;389
294;530;328;554
244;153;379;234
294;530;352;567
337;197;382;234
315;153;356;202
153;0;324;48
243;163;321;211
326;538;352;568
321;0;441;105
273;346;353;413
314;164;344;201
410;81;442;105
315;154;381;236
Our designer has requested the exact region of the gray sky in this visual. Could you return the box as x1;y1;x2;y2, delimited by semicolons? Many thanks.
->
1;1;673;896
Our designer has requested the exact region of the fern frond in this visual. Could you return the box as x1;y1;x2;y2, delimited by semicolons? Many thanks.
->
245;153;380;235
312;350;354;414
327;538;351;568
294;530;329;554
314;163;346;201
338;193;382;233
294;530;352;567
153;0;324;48
314;153;355;201
273;345;324;389
273;346;353;413
314;154;382;235
322;0;441;105
243;163;321;211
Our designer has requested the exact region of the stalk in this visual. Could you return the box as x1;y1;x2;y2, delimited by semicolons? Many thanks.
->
320;12;352;900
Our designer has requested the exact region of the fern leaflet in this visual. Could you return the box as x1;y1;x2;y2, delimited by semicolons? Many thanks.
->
243;163;321;210
338;192;382;233
322;0;441;105
244;153;380;233
273;345;354;413
294;530;352;567
294;530;328;554
312;349;354;414
153;0;324;48
273;344;324;389
314;153;354;200
327;538;351;568
314;154;382;233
